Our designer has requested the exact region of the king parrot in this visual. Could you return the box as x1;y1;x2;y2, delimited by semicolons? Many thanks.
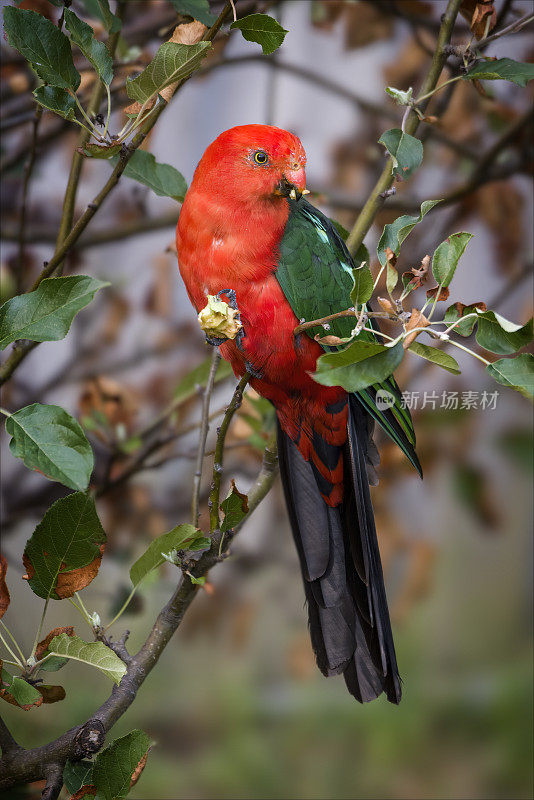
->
176;124;421;704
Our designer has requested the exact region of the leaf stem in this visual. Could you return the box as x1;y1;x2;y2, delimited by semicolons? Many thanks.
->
0;631;24;668
29;598;49;661
0;621;26;664
102;82;112;141
67;597;93;626
415;75;462;105
104;585;138;632
447;338;491;365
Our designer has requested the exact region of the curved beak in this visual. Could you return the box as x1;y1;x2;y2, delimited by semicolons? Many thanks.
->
274;169;309;201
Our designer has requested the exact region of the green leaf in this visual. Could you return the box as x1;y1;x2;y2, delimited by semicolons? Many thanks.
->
0;276;109;350
5;676;42;707
220;481;249;533
126;41;211;104
463;58;534;88
350;265;374;306
443;303;483;336
23;492;106;600
63;760;94;794
230;13;288;55
5;403;93;492
64;8;113;85
173;356;233;404
129;524;201;587
33;86;77;121
79;0;122;33
313;340;404;392
385;86;413;105
3;7;80;90
47;633;126;684
378;128;423;181
475;311;533;355
486;354;534;399
377;199;440;267
408;342;461;374
170;0;217;26
189;574;206;586
112;149;187;201
431;232;472;288
92;730;151;799
36;655;69;673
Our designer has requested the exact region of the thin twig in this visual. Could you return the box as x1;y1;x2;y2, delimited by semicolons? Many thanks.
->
191;349;221;526
17;106;42;290
209;372;251;536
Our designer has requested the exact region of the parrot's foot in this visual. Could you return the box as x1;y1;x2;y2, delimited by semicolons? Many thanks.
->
217;288;238;310
244;360;263;379
205;333;227;347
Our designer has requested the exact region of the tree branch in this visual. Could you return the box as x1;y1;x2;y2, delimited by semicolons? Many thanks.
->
0;382;276;792
345;0;464;257
0;1;235;388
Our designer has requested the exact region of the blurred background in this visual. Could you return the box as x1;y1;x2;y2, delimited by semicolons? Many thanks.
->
1;0;533;798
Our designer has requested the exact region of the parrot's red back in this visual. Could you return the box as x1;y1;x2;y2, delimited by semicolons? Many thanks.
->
176;125;402;704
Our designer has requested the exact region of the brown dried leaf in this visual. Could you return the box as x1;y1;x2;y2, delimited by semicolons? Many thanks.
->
314;333;347;346
36;626;74;661
70;787;97;800
460;0;496;39
130;750;150;789
385;246;397;267
79;376;139;433
403;308;430;349
453;301;487;316
54;545;105;599
377;296;396;314
37;684;66;704
0;554;10;620
426;285;450;302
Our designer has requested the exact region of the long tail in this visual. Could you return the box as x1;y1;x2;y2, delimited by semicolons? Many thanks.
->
277;396;401;703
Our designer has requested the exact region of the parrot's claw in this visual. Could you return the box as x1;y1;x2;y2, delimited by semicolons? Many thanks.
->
244;360;263;379
205;333;227;347
217;288;238;310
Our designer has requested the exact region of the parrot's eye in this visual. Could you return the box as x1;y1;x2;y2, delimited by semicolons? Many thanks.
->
253;150;268;165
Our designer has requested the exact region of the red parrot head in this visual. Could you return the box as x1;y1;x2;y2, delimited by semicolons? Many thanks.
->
192;124;307;205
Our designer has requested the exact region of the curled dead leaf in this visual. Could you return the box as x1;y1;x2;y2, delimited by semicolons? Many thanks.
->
459;0;496;39
426;285;450;302
314;333;347;346
385;246;397;267
452;301;487;320
198;295;242;340
404;308;430;349
0;554;10;620
37;684;66;704
377;296;396;314
130;749;150;789
36;626;75;661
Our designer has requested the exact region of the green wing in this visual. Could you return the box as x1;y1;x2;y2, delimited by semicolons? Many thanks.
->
276;199;421;477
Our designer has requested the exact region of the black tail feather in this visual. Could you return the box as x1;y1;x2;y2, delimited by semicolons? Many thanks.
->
277;400;401;704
